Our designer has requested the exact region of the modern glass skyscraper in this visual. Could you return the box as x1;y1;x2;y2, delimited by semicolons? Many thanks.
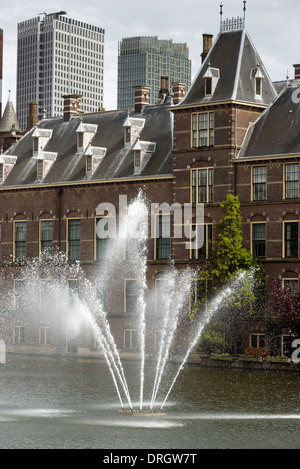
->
17;12;105;131
117;36;191;110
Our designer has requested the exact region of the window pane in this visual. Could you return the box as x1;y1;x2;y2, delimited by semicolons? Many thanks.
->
285;222;298;258
68;220;80;261
285;164;299;199
198;169;207;203
96;218;109;260
125;280;138;313
41;221;53;260
156;215;171;260
252;223;266;258
199;113;208;147
15;222;27;261
253;166;266;201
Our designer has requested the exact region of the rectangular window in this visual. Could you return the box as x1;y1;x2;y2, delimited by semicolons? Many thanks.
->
255;78;262;96
13;326;25;344
252;223;266;258
68;219;80;261
77;132;83;148
86;155;92;172
191;224;212;260
39;326;51;345
125;279;138;313
15;221;27;262
33;137;39;153
14;279;25;311
124;329;138;350
285;163;299;199
134;150;141;167
252;166;266;201
96;279;108;312
40;220;53;261
95;217;110;260
190;277;213;314
191;112;214;148
155;214;171;260
205;78;212;96
0;164;3;181
284;222;298;258
192;168;213;204
283;279;299;293
250;333;265;348
37;160;43;177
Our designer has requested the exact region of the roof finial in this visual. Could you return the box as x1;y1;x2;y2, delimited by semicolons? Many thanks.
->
220;3;224;29
8;90;11;102
243;1;247;21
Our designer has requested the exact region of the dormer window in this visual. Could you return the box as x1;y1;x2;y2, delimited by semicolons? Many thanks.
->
86;155;92;172
0;164;3;181
255;77;263;96
205;78;212;96
37;160;44;178
33;137;39;154
203;63;220;97
252;65;264;98
125;127;131;144
134;150;141;168
77;132;84;150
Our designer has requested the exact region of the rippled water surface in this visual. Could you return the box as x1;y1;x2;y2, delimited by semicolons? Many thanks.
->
0;355;299;449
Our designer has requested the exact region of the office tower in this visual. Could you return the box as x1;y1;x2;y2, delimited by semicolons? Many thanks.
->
16;12;105;131
117;36;191;110
0;29;3;118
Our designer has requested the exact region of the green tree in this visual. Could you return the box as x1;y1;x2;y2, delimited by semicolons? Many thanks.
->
195;194;266;354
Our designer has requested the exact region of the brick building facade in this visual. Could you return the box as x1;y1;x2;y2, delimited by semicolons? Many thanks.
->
0;18;299;358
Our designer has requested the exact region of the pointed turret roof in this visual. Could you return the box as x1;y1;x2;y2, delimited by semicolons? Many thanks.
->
0;95;21;133
178;24;277;107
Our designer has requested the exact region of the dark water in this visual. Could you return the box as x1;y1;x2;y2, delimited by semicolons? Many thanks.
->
0;355;299;449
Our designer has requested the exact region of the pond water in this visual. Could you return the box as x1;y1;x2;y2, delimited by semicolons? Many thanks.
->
0;355;299;449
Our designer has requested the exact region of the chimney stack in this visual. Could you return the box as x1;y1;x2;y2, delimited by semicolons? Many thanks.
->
201;34;213;63
63;94;82;121
133;85;150;114
26;102;38;132
172;82;186;105
294;64;300;80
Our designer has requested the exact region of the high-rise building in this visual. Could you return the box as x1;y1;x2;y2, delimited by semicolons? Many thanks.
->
16;12;105;131
117;36;191;110
0;29;3;118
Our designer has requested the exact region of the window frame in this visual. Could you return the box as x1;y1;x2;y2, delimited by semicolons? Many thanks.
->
191;167;214;204
190;223;213;260
283;221;299;259
39;219;54;261
191;111;214;148
124;329;138;350
14;221;27;262
154;213;171;261
252;165;267;201
67;218;81;261
251;222;266;259
284;163;299;200
249;333;265;349
124;279;138;314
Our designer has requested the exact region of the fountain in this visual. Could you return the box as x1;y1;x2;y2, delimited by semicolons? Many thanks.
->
0;192;255;417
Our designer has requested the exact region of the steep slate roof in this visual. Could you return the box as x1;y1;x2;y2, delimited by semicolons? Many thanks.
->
238;84;300;158
179;28;277;107
2;103;173;187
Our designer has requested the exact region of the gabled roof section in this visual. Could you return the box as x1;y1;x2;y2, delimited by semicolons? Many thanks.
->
178;27;277;107
238;83;300;159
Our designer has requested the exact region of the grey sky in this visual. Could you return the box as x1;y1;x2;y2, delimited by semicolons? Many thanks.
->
1;0;300;111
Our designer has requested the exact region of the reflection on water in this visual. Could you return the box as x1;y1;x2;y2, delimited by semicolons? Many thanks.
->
0;355;299;449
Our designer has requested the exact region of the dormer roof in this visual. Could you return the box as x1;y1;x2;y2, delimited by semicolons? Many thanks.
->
179;27;277;107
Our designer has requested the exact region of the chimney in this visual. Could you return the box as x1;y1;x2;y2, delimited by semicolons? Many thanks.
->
201;34;213;63
26;101;38;132
294;64;300;80
172;82;186;105
156;76;170;104
133;85;150;114
63;94;82;121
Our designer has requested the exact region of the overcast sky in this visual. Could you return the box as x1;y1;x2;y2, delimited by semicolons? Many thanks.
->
1;0;300;111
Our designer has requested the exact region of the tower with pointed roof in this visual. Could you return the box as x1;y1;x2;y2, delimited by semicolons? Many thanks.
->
0;93;23;152
170;12;277;261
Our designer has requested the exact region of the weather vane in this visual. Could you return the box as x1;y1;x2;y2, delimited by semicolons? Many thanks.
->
243;1;247;21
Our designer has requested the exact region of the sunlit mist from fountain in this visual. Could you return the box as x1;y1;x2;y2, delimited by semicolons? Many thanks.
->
0;192;256;413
